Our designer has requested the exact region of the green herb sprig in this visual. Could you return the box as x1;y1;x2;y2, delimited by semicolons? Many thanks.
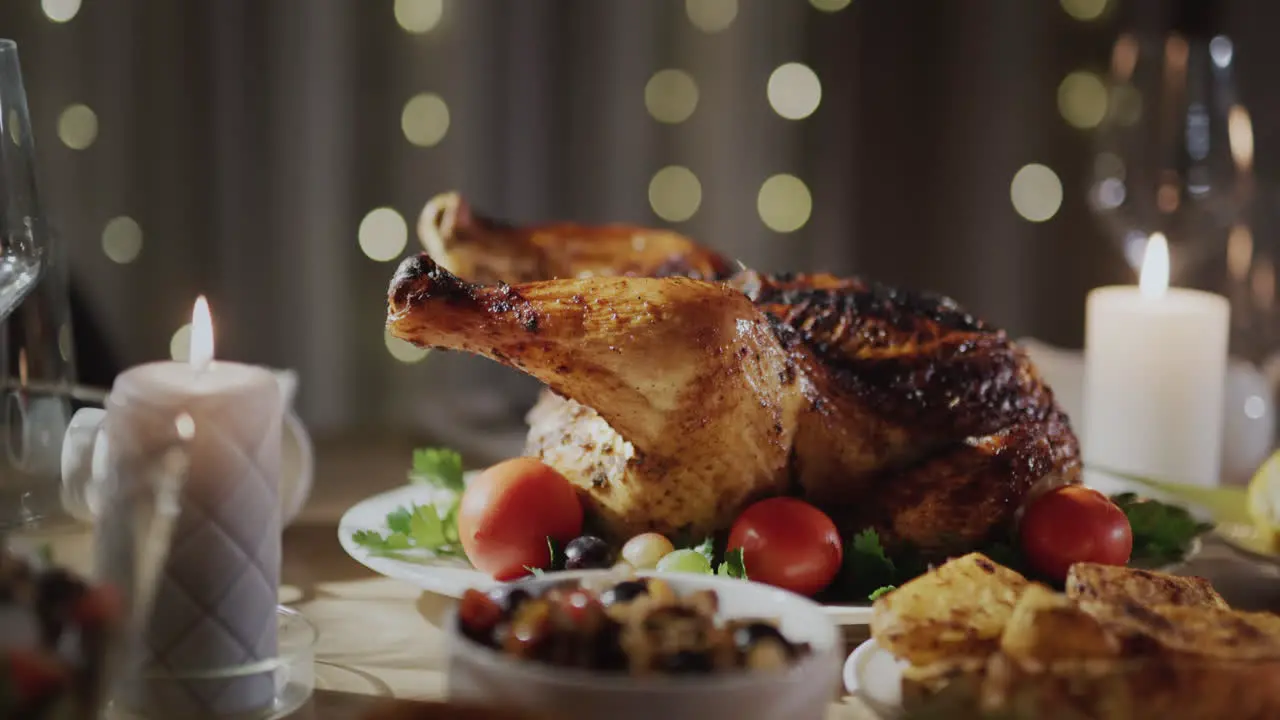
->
350;448;467;559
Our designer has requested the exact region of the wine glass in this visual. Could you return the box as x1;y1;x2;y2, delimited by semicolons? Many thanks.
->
0;40;43;319
1088;14;1254;283
0;40;82;529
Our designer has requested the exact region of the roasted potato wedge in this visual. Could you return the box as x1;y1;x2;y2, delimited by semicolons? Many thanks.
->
1066;563;1226;612
999;584;1119;667
871;552;1030;665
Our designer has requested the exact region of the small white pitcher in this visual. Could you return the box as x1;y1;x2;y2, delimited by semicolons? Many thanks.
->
59;368;314;526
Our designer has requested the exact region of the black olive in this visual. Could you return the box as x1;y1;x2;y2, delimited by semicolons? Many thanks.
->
487;586;532;616
563;536;614;570
734;622;790;653
661;650;713;674
600;580;649;606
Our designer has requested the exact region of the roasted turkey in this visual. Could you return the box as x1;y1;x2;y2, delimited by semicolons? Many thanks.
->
388;192;1081;553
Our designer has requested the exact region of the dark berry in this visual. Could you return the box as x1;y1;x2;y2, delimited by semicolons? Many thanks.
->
487;586;532;616
734;622;788;653
563;536;614;570
600;580;649;606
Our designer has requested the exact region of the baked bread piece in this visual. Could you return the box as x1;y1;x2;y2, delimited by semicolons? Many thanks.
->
886;558;1280;719
977;653;1280;720
1066;563;1227;611
998;584;1120;667
870;553;1031;666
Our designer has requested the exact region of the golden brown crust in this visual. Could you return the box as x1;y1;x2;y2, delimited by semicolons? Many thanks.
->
1066;563;1228;611
870;553;1032;666
881;557;1280;719
852;410;1080;551
396;196;1083;553
418;191;735;285
389;254;801;541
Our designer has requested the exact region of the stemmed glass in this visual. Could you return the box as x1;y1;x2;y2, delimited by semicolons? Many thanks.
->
0;40;45;320
1087;5;1253;284
0;39;83;529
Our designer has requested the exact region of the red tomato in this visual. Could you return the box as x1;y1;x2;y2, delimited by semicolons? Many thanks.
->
727;497;843;596
1020;485;1133;582
458;458;583;581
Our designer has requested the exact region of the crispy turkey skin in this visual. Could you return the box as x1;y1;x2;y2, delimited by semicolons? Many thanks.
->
387;255;803;541
389;192;1081;553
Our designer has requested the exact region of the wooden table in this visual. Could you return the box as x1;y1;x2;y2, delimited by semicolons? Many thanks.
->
21;433;1280;719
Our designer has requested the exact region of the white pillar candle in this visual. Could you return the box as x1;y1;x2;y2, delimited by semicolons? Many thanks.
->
95;297;283;716
1082;234;1230;487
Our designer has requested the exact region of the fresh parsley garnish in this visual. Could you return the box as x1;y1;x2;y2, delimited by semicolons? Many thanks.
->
690;536;716;564
351;503;464;557
409;448;466;494
847;528;896;596
386;506;413;535
350;447;468;559
868;585;895;601
717;547;748;579
1112;492;1213;566
831;492;1211;603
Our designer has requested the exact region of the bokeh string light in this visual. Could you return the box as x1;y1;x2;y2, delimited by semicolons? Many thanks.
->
102;216;143;265
757;175;812;233
649;166;702;222
358;208;409;262
169;323;192;362
402;93;450;147
1060;0;1109;21
1057;71;1108;129
394;0;444;34
40;0;81;23
808;0;852;13
385;328;429;363
645;70;699;124
685;0;738;33
1010;164;1063;222
767;63;822;120
57;104;98;150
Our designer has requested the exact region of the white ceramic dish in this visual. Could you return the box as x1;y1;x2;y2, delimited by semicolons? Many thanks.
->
338;483;876;625
445;570;843;720
843;638;907;719
339;468;1206;627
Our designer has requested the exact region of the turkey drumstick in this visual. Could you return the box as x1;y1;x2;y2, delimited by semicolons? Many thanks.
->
388;253;803;540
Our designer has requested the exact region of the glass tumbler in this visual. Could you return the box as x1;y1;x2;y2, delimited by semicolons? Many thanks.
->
0;39;81;528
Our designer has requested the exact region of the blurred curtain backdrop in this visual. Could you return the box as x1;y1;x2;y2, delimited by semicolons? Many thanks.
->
0;0;1274;449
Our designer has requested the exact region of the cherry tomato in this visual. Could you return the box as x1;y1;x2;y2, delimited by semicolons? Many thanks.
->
727;497;843;597
458;457;583;581
1020;485;1133;582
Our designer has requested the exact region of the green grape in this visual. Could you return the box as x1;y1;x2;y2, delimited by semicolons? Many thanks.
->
655;548;712;574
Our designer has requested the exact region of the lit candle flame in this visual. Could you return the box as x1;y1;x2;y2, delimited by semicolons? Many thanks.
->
1139;233;1170;299
190;296;215;370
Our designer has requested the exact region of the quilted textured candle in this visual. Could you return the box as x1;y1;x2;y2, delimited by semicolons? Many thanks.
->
95;298;283;716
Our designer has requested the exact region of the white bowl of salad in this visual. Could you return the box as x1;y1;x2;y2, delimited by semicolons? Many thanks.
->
444;569;843;720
